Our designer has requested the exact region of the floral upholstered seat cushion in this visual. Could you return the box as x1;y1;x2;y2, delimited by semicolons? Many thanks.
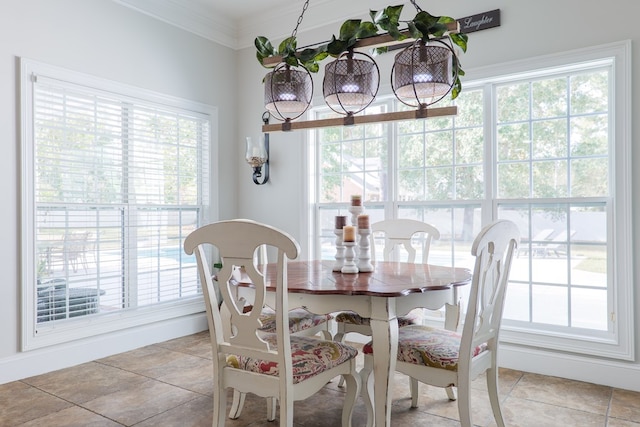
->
259;307;332;333
226;335;358;384
334;308;422;327
362;325;488;371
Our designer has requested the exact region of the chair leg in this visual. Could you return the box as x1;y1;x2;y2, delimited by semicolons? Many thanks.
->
214;388;228;427
443;301;461;401
341;367;360;427
487;366;506;427
445;385;457;401
266;397;277;422
409;377;419;408
231;391;277;422
228;389;245;419
334;328;347;387
360;356;375;427
279;394;294;427
456;378;473;427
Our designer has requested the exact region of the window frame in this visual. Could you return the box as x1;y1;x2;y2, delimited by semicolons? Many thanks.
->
20;58;218;350
307;40;633;360
482;41;633;360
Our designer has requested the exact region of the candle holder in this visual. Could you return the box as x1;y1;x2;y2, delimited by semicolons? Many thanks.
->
357;228;374;272
333;228;345;272
348;205;364;230
341;242;359;274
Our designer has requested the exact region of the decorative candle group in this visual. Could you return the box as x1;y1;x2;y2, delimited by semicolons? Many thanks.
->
332;196;374;274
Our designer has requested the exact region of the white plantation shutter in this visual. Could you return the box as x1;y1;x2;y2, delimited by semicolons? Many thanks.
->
22;59;214;349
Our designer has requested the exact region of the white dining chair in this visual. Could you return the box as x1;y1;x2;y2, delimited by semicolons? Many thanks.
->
333;219;452;342
184;219;360;427
360;219;519;427
334;218;460;396
227;247;333;421
228;305;335;420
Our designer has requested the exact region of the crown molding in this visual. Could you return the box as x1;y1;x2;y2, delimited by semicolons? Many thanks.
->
112;0;238;49
236;0;392;49
113;0;407;50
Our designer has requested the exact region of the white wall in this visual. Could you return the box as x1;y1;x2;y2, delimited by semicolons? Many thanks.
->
236;0;640;391
2;0;639;391
0;0;237;383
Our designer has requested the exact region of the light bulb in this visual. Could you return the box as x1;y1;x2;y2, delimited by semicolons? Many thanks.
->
341;84;360;93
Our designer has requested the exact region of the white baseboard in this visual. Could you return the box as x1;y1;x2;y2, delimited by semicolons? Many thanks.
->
499;343;640;392
0;313;208;385
5;315;638;394
344;329;640;392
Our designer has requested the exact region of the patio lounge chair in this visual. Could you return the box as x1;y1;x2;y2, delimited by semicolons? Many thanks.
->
529;229;576;258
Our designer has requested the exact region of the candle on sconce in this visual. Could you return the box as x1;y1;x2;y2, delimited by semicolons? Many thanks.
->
357;214;370;229
335;215;347;229
343;225;356;242
350;195;362;207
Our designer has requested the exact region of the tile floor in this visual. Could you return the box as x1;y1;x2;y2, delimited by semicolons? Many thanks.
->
2;331;640;426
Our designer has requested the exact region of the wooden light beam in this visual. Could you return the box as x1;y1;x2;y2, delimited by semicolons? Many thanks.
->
262;106;457;132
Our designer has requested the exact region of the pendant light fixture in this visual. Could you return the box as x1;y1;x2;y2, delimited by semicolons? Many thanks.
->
391;0;457;108
265;63;313;121
262;0;313;123
391;37;456;108
254;0;469;132
323;49;380;117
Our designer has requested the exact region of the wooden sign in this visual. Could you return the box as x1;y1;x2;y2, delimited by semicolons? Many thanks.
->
457;9;501;34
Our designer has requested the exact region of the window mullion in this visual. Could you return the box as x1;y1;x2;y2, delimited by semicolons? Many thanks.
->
388;99;397;219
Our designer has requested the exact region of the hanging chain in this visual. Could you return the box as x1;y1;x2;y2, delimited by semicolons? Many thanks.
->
290;0;310;41
409;0;423;13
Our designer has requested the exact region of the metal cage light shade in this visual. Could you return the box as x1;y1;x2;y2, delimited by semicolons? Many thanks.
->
323;50;380;115
392;38;455;108
264;63;313;121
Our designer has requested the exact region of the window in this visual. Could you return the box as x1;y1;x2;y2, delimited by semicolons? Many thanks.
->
21;59;216;350
308;41;632;359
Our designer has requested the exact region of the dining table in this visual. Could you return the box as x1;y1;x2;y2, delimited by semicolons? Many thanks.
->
234;259;471;427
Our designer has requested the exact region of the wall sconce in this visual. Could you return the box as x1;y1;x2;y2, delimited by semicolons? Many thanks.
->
245;112;270;185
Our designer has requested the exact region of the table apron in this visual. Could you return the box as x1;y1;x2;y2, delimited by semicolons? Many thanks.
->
284;292;374;317
395;289;453;314
237;287;453;318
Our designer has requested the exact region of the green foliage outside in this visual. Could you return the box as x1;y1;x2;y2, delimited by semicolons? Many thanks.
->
317;69;609;232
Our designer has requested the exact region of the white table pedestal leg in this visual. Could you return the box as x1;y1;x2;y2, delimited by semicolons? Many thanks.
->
370;298;397;427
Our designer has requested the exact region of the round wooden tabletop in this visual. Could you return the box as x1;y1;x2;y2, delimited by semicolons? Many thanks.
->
250;260;471;297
